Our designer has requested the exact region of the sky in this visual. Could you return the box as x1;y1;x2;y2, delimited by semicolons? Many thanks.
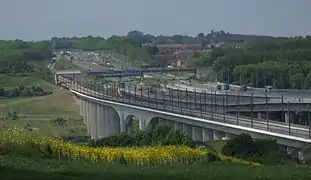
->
0;0;310;40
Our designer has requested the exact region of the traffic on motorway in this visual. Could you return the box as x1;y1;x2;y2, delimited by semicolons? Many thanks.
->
53;50;311;101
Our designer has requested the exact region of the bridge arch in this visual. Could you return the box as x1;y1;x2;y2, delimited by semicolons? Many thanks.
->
148;117;161;129
124;114;140;134
80;99;122;139
100;105;121;137
122;115;181;134
146;117;183;133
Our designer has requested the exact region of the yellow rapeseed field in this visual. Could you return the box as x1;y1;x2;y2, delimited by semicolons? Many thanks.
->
0;127;260;166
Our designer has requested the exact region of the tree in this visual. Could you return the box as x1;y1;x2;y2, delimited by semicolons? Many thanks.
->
290;73;303;89
222;133;257;158
197;33;205;39
207;36;311;89
171;35;184;44
304;73;311;89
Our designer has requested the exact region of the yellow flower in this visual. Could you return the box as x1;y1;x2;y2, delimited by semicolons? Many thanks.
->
0;127;261;166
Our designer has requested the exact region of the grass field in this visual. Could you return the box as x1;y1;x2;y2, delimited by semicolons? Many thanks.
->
0;75;85;137
0;89;79;116
0;89;85;137
1;155;311;180
0;76;56;90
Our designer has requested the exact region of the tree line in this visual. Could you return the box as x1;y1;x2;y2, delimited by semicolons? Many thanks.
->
51;30;275;65
52;30;273;50
194;36;311;89
0;85;52;98
0;40;52;73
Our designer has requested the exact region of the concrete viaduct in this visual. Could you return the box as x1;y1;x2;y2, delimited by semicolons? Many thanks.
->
55;72;311;160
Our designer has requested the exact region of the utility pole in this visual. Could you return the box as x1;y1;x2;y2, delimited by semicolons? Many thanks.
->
300;65;303;103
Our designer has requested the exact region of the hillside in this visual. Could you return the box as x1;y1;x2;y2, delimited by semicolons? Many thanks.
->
0;75;85;137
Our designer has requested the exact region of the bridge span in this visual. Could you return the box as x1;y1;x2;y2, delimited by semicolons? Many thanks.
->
56;71;311;125
55;72;311;160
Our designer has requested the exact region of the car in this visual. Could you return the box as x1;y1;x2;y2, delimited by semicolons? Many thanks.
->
223;83;230;90
265;85;273;92
240;85;248;91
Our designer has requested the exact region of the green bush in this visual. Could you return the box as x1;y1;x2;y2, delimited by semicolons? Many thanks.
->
89;124;195;148
221;133;287;164
7;111;19;120
3;85;52;98
222;133;257;158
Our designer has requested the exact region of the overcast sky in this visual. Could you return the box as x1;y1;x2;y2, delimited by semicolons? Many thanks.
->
0;0;310;40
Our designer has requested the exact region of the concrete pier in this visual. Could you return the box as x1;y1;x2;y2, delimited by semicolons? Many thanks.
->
192;127;203;142
183;124;192;136
203;129;213;142
90;102;97;140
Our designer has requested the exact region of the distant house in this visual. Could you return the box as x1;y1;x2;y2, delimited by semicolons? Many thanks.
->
156;43;202;54
203;42;225;49
147;42;225;68
157;44;187;53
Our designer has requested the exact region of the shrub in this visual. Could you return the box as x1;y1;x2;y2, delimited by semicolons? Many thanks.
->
222;133;257;158
2;85;52;98
222;133;289;164
90;124;194;148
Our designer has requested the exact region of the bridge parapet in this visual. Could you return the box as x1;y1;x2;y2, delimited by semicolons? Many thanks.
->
70;86;311;149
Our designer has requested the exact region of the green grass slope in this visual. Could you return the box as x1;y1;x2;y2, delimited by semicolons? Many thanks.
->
0;155;310;180
0;76;56;90
0;75;85;137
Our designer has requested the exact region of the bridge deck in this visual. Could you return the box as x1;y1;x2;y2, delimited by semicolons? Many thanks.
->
57;75;311;146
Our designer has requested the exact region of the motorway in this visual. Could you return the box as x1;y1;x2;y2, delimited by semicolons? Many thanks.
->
114;81;311;107
61;55;264;104
71;51;125;71
58;53;311;106
58;75;311;140
171;81;311;98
